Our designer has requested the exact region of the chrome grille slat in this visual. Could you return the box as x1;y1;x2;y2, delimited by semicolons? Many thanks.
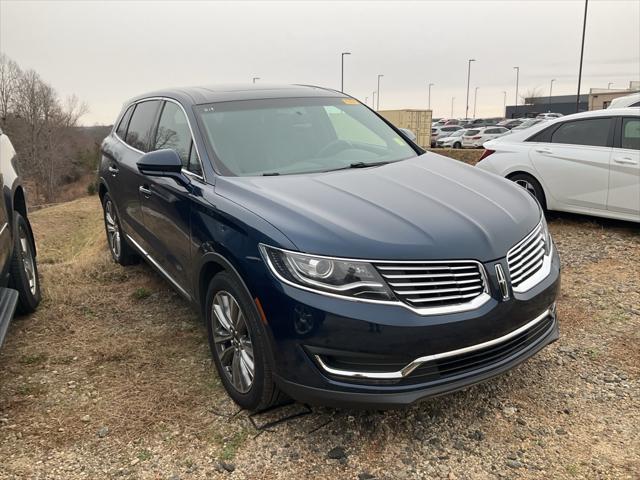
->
507;222;546;288
381;272;480;279
374;261;486;308
388;278;482;288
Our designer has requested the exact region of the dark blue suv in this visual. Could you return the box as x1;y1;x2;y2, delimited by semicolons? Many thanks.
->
99;85;560;410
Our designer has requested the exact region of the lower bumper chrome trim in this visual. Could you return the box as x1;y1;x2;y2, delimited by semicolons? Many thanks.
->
314;306;553;380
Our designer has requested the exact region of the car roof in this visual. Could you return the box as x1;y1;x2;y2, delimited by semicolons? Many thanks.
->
125;84;347;106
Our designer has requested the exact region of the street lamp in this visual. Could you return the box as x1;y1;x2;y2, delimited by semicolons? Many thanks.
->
576;0;588;112
607;82;613;89
513;66;520;117
502;91;507;116
428;83;434;110
549;79;556;110
465;59;476;119
473;87;479;119
451;96;455;118
341;52;351;92
252;77;260;84
365;96;368;105
376;74;384;111
372;91;376;109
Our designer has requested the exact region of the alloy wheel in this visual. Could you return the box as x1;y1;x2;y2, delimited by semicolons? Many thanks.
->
212;291;255;394
18;225;37;296
104;200;121;259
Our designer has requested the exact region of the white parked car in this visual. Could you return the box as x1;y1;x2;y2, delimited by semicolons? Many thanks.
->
511;118;548;131
477;108;640;223
536;112;563;120
461;126;510;148
431;125;463;147
607;92;640;109
436;129;466;148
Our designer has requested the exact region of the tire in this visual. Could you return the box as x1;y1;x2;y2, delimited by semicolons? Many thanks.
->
509;173;547;211
102;193;138;266
205;271;283;410
453;142;461;149
9;212;41;314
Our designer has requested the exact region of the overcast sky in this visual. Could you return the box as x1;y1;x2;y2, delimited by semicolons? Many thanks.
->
1;0;639;125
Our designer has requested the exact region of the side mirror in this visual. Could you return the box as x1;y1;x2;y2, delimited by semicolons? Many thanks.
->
398;128;417;142
136;149;190;187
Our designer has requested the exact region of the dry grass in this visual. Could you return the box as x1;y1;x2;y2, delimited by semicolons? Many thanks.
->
0;196;638;479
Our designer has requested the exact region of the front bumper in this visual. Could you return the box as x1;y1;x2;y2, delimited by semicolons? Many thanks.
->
255;248;561;408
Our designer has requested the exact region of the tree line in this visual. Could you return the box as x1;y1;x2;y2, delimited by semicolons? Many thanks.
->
0;53;103;204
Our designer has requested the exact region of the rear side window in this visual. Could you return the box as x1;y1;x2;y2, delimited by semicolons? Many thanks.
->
526;125;555;143
466;129;480;136
621;117;640;150
116;105;134;139
154;101;192;165
551;118;611;147
126;101;161;152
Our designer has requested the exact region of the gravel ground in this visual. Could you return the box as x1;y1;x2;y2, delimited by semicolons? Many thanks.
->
0;197;638;480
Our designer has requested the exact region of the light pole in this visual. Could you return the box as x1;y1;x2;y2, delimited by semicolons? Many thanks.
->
607;82;613;89
451;96;455;118
576;0;588;112
473;87;479;119
549;79;556;110
465;59;476;119
372;91;376;109
513;66;520;117
341;52;351;92
502;91;507;116
376;74;383;111
365;96;368;105
428;83;434;110
252;77;260;84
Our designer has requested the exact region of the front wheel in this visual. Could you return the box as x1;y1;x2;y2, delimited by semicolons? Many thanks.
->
509;173;547;211
9;212;41;314
453;142;461;149
102;193;137;265
206;272;283;410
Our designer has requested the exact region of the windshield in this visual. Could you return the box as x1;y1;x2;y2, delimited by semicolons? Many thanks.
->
196;97;417;176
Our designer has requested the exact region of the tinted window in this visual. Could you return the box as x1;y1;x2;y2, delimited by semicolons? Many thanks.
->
621;117;640;150
485;128;498;134
126;101;160;152
631;101;640;107
116;105;134;139
188;142;203;175
465;129;480;136
551;118;611;147
154;102;191;166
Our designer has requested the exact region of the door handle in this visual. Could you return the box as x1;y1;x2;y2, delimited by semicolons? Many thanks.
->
534;147;552;154
108;165;119;175
139;185;152;197
613;156;638;165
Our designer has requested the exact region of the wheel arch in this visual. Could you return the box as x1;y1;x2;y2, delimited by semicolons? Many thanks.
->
12;185;37;257
505;169;551;210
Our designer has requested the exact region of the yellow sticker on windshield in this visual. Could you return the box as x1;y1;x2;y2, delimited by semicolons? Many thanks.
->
394;137;404;145
342;98;358;105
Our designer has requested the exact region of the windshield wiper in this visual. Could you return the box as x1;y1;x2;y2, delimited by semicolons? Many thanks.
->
262;172;281;176
328;161;391;172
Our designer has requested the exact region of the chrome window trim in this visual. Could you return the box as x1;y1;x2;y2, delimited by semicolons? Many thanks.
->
125;234;191;300
314;307;553;380
259;243;491;316
112;96;207;183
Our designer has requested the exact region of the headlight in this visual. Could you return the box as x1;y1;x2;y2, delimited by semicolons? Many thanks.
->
541;214;552;255
260;245;395;301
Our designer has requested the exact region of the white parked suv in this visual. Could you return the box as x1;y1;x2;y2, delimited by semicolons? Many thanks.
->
477;108;640;223
461;126;509;148
436;129;466;148
431;125;463;147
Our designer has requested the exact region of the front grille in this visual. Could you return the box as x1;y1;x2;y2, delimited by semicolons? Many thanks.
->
507;223;545;288
374;261;486;308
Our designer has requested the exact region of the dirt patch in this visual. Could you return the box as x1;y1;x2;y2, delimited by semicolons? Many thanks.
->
427;148;485;165
0;197;638;480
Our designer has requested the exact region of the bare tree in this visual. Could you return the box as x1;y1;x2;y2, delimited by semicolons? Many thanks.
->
0;53;21;121
520;87;544;105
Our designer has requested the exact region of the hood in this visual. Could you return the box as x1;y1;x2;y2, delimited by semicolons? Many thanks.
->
214;153;541;262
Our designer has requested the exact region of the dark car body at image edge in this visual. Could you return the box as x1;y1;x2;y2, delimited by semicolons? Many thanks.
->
99;85;560;409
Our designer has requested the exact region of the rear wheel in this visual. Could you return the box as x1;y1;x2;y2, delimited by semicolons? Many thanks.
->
509;173;547;211
453;141;461;149
9;212;41;314
102;193;137;265
206;272;283;410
